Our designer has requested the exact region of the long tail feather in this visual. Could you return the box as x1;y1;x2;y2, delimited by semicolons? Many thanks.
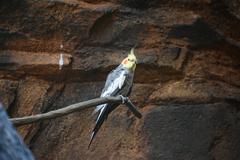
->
91;104;106;117
88;131;96;149
88;107;107;148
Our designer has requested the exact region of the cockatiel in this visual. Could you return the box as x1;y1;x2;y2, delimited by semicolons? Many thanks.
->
89;48;137;148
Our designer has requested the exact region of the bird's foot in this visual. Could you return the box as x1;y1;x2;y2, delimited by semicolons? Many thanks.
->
119;95;129;104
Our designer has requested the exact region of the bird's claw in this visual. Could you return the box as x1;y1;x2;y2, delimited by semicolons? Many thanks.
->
119;95;128;104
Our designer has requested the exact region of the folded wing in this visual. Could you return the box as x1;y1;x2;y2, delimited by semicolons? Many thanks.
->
89;68;127;148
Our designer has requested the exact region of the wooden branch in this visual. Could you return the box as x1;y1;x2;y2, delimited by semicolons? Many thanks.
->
10;96;142;126
125;98;142;118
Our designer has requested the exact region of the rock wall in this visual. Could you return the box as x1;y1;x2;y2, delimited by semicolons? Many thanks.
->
0;0;240;160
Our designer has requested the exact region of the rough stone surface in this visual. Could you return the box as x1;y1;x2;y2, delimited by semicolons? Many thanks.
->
0;79;18;109
0;0;240;160
143;103;240;160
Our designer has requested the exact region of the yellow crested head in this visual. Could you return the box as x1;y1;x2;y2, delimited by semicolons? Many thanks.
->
121;48;137;71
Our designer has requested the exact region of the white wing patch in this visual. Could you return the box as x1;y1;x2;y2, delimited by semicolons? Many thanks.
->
93;71;126;114
96;106;105;123
118;74;126;89
93;104;106;116
101;72;126;97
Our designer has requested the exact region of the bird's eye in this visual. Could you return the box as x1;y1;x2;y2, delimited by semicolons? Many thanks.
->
129;59;133;62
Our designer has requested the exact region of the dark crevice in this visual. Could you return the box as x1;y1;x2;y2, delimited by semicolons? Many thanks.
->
178;48;194;72
147;98;240;107
42;83;66;113
120;0;157;10
88;10;117;40
204;72;240;89
168;18;224;48
6;82;19;117
28;83;66;150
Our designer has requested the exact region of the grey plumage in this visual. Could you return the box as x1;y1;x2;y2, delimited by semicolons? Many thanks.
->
88;64;134;148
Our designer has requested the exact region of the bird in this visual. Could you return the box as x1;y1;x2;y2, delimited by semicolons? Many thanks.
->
88;48;137;148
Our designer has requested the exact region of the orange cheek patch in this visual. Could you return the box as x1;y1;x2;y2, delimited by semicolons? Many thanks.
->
123;59;128;64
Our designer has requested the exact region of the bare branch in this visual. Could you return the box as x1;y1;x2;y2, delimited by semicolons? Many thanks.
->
125;98;142;118
10;96;142;126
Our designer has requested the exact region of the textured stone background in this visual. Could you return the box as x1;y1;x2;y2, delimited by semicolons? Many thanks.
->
0;0;240;159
